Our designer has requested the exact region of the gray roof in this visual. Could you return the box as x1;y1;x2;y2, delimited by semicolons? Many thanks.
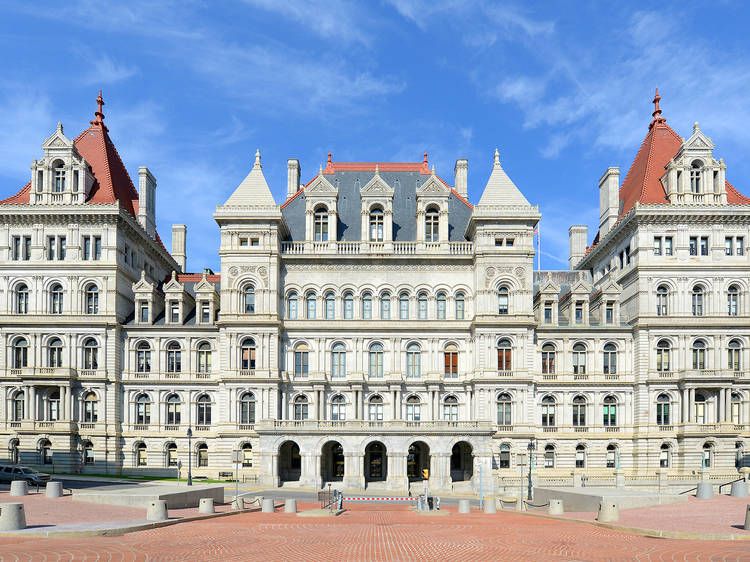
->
281;171;472;242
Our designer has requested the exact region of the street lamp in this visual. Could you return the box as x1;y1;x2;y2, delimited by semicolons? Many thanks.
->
526;439;536;500
187;427;193;486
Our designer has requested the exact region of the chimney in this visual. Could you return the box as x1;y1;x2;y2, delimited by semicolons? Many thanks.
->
287;159;300;199
171;224;187;272
569;225;588;269
137;167;157;237
598;167;620;237
454;158;468;198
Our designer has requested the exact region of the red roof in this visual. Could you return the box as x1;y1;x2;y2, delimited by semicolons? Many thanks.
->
727;181;750;204
176;273;221;283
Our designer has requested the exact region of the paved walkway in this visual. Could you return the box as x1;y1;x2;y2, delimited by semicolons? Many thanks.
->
1;502;748;560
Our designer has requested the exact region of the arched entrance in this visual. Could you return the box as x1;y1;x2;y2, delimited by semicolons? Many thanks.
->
365;441;387;484
321;441;345;483
407;441;430;481
450;441;473;482
278;441;301;483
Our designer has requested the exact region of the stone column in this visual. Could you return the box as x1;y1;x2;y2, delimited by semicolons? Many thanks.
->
60;386;67;420
29;386;36;421
388;452;408;492
343;452;364;490
718;389;725;423
689;388;695;422
681;388;688;423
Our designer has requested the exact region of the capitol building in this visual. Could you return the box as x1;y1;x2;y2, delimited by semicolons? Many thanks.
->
1;91;748;494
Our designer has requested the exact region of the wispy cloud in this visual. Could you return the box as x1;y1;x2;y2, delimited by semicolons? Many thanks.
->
84;55;138;85
0;85;54;180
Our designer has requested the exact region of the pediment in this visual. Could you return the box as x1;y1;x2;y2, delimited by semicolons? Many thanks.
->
539;280;560;295
361;173;394;196
570;280;592;295
194;273;218;295
162;272;184;294
305;174;338;195
42;125;73;151
132;271;155;293
599;279;622;295
417;174;450;196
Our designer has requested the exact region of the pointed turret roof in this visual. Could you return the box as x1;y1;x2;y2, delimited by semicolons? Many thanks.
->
477;148;531;207
223;149;277;207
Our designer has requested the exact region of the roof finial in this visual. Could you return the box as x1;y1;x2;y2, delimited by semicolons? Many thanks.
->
431;164;436;175
90;89;108;131
57;122;63;134
650;88;665;128
494;147;500;166
327;152;332;164
254;148;261;168
423;152;428;164
375;164;379;175
693;121;700;133
319;163;323;175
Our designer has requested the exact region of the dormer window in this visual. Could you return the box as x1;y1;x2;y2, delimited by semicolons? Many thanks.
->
139;301;150;323
200;301;211;323
425;207;439;242
690;160;703;193
169;300;180;323
314;206;329;242
369;208;384;242
53;160;65;192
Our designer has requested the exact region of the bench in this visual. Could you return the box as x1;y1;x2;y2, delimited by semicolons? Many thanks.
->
218;472;235;481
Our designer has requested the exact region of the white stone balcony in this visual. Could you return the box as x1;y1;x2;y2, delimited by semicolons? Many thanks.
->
256;419;493;434
280;240;473;256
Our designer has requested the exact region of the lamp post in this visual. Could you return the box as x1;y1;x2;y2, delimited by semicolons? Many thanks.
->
187;427;193;486
527;439;536;501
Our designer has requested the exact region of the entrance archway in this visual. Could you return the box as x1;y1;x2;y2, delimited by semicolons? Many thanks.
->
407;441;430;481
321;441;344;483
278;441;301;483
450;441;473;482
365;441;387;484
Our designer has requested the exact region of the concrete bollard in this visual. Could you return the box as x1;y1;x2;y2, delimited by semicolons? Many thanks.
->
483;499;496;514
572;473;582;488
730;480;749;498
548;499;564;515
458;499;471;513
9;481;28;497
695;482;714;499
284;498;297;513
596;500;619;522
745;505;750;531
262;497;275;513
199;498;215;514
231;496;244;510
46;481;63;498
146;500;168;521
0;503;26;531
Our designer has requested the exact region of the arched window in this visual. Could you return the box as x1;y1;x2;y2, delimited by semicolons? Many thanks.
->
380;292;391;319
603;343;617;374
425;207;439;242
606;444;617;468
331;343;346;378
455;292;465;320
47;337;63;368
13;337;28;368
83;392;98;423
50;283;63;314
53;160;66;192
287;292;298;319
406;343;421;378
731;393;742;425
444;343;458;377
544;444;555;468
692;339;706;370
369;343;384;378
243;284;255;314
656;285;669;316
331;394;346;421
325;292;335;319
399;292;409;319
572;343;586;374
85;283;99;314
572;395;586;426
656;393;670;425
136;442;147;466
293;395;308;420
15;283;29;314
497;287;509;315
314;206;329;242
659;443;671;468
242;443;253;467
728;339;742;371
136;341;151;373
496;393;512;425
369;208;384;242
406;395;421;421
135;394;151;425
443;395;458;421
241;338;256;370
306;292;316;319
499;444;511;469
167;341;182;373
603;395;617;426
690;159;703;193
369;394;384;421
575;444;586;468
497;338;512;371
166;394;181;425
197;394;212;426
691;285;704;316
166;442;178;467
702;442;713;468
362;292;372;319
12;391;25;421
695;392;707;424
83;440;94;465
541;395;556;426
436;292;446;319
541;343;556;374
417;292;428;319
656;339;671;372
83;338;98;370
344;292;354;319
728;284;740;316
294;343;309;377
240;392;255;424
197;342;212;373
197;443;208;467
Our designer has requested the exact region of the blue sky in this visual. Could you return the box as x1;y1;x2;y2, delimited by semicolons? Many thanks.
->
2;1;750;272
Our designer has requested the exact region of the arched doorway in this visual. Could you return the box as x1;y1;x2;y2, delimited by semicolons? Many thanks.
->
365;441;387;484
321;441;345;483
278;441;301;483
407;441;430;481
450;441;473;482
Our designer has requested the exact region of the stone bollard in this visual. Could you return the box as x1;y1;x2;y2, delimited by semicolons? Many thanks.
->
596;500;619;522
262;498;275;513
458;499;471;514
0;503;26;531
284;499;297;513
548;499;564;515
571;473;582;488
483;499;496;514
615;470;625;489
745;505;750;531
146;500;168;521
9;481;28;497
231;496;244;510
46;482;63;498
730;480;749;498
695;482;714;499
199;498;215;514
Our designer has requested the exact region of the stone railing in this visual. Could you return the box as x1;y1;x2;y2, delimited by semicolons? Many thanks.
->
280;240;474;256
258;419;493;432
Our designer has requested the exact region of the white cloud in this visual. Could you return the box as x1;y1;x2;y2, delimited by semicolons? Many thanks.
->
84;55;138;85
0;86;54;181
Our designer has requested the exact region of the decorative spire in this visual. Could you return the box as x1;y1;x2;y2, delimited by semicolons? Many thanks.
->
693;121;700;133
494;148;500;166
423;152;428;164
375;164;379;175
650;88;665;129
57;122;63;134
254;148;261;168
90;89;108;131
431;164;436;175
319;163;323;175
327;152;332;165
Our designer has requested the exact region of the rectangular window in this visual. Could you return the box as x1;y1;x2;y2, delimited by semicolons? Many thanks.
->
250;238;259;246
664;236;673;256
737;237;745;256
12;236;20;260
574;303;584;324
201;302;210;323
59;236;66;260
618;252;624;269
700;236;709;256
505;238;514;247
83;236;91;260
726;237;734;256
23;236;31;260
294;351;308;377
139;302;149;323
625;245;631;264
94;236;101;260
653;236;662;255
605;304;614;324
689;237;698;256
544;304;553;324
170;301;179;323
239;237;248;246
48;236;56;260
444;351;458;377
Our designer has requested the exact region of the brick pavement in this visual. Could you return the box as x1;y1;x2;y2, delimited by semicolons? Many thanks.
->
0;501;748;561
